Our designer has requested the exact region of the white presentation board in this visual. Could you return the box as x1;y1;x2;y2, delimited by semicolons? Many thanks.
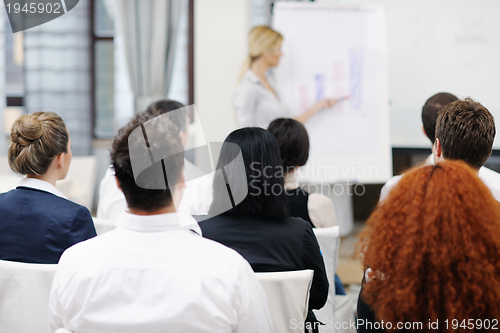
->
273;2;392;183
317;0;500;149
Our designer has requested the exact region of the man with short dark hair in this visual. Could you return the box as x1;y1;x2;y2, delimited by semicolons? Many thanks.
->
97;100;213;220
380;95;500;201
49;111;273;332
434;98;496;170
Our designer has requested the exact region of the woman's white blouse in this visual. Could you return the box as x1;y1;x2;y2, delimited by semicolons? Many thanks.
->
234;69;289;128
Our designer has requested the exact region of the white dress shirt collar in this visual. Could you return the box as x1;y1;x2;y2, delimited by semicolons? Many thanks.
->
17;177;67;199
117;211;202;236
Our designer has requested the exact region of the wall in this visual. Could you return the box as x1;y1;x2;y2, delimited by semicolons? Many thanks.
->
318;0;500;149
194;0;251;143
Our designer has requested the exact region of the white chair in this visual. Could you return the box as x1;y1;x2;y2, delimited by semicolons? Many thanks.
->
312;226;341;332
255;269;314;333
92;217;117;235
313;226;356;333
0;260;57;333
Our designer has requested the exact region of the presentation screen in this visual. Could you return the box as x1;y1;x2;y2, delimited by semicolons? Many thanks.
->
273;3;392;183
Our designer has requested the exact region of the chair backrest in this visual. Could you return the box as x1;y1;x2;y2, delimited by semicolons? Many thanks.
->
0;260;57;333
255;269;313;333
312;226;341;332
92;217;117;235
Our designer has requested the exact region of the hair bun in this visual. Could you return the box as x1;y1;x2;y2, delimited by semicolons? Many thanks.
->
11;114;43;146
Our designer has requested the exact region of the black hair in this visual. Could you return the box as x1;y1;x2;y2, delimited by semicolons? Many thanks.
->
267;118;309;172
146;99;187;132
422;92;458;144
209;127;289;221
110;101;185;212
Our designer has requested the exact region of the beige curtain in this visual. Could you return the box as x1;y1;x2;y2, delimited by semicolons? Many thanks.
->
117;0;182;113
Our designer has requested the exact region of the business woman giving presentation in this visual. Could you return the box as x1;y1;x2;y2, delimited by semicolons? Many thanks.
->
234;26;346;129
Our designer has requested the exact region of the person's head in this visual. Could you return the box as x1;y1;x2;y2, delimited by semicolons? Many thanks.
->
421;92;458;144
267;118;309;174
110;111;184;212
434;97;495;170
9;112;71;180
145;99;189;147
238;26;283;81
210;127;289;221
358;160;500;325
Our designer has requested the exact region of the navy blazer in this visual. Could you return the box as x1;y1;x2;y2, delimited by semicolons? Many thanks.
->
0;187;97;264
198;211;329;318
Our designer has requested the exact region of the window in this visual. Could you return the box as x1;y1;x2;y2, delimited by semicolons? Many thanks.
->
91;0;193;139
91;0;114;138
4;18;25;134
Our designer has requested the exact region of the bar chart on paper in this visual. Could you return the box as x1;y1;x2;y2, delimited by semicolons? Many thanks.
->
273;2;392;183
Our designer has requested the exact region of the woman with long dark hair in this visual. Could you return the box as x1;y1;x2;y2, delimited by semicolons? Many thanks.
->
199;127;329;330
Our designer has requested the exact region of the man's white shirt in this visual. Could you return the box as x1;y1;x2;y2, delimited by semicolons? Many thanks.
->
97;159;213;220
380;154;500;202
49;212;273;333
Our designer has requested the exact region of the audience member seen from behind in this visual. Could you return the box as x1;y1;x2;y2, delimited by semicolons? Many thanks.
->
268;118;346;296
0;112;96;264
433;98;495;170
49;112;273;332
357;161;500;333
199;127;328;331
380;94;500;202
268;118;336;228
97;99;212;220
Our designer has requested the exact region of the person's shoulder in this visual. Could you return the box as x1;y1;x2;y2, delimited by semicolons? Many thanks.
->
186;233;253;275
308;193;333;208
0;189;23;211
479;166;500;182
234;73;259;95
15;186;85;210
478;167;500;201
58;230;116;266
0;188;19;199
384;174;404;187
196;234;240;256
379;174;404;202
197;213;234;236
285;216;312;231
53;194;91;217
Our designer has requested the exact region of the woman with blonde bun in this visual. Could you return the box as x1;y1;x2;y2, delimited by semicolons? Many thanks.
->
234;25;346;128
0;112;96;264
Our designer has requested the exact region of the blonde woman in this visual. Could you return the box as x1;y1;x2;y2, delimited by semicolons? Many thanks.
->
235;26;344;128
0;112;96;264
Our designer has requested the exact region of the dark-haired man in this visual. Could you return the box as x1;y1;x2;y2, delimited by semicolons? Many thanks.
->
380;94;500;201
49;112;273;332
97;100;213;220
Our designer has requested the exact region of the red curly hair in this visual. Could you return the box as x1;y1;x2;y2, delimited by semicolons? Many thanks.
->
358;160;500;332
